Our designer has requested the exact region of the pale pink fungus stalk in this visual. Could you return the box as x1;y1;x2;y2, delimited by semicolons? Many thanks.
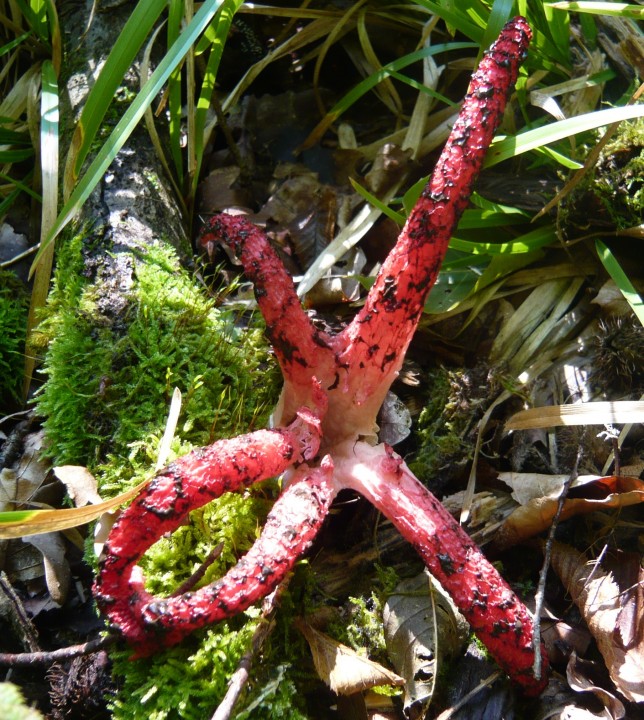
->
95;17;548;695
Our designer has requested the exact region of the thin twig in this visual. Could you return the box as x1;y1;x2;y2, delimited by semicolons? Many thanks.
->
210;578;290;720
533;436;584;679
0;571;41;653
0;635;116;666
170;543;224;597
434;671;503;720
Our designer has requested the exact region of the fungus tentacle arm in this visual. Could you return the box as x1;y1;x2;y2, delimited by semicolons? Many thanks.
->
94;410;326;655
199;214;337;421
333;17;532;419
336;439;548;696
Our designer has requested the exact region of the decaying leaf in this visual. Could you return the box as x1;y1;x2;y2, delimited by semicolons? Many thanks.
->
383;570;469;719
378;392;412;447
493;475;644;550
0;430;52;510
54;466;103;507
25;532;70;605
297;620;404;696
0;432;72;603
499;472;602;506
566;651;626;720
363;143;411;195
549;541;644;703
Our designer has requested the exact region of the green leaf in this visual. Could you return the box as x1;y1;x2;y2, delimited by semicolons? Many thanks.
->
63;0;168;195
548;2;644;19
481;0;515;57
24;59;58;398
31;0;228;277
413;1;485;42
350;177;405;225
299;42;477;151
595;240;644;325
450;225;556;254
192;0;244;199
485;105;644;167
424;262;488;314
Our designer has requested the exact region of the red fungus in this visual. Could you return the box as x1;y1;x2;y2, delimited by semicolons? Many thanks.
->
95;16;549;695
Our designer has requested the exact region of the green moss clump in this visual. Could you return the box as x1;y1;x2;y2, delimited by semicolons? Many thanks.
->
36;230;293;719
110;616;258;720
562;116;644;234
593;117;644;230
407;367;473;484
0;270;29;408
344;565;400;660
235;665;310;720
37;234;278;469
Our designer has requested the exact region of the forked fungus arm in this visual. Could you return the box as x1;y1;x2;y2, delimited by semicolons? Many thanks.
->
95;17;549;695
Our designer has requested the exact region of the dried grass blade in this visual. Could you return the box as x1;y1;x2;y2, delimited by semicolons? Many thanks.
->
506;400;644;430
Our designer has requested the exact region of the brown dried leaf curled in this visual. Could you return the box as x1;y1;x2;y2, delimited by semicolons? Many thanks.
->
297;620;404;696
549;541;644;703
494;475;644;550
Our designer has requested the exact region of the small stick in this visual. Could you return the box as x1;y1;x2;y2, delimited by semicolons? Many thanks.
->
170;543;224;597
0;636;115;667
533;437;584;678
211;582;288;720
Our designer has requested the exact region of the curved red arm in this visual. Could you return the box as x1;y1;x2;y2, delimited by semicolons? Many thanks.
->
333;17;532;418
336;441;548;696
94;410;328;656
199;214;338;422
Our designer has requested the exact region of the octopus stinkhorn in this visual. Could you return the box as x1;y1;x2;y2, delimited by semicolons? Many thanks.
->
95;17;549;695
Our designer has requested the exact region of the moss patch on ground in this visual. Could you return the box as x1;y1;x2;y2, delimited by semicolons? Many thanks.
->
37;233;276;469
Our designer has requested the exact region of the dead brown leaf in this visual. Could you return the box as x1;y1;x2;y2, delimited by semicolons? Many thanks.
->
25;532;70;605
493;475;644;550
566;651;626;719
297;620;404;696
549;541;644;703
383;570;469;719
0;430;52;510
54;466;102;506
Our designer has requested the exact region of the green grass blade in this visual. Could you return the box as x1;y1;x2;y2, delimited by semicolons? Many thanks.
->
485;104;644;167
13;0;50;45
388;70;459;108
349;177;405;225
456;209;527;230
413;1;485;41
0;171;41;201
0;186;23;215
31;0;228;278
549;2;644;19
0;32;32;58
43;0;62;72
192;0;243;199
0;148;34;162
450;225;556;254
24;60;58;398
299;42;477;150
595;240;644;325
63;0;167;196
481;0;515;57
167;0;185;179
